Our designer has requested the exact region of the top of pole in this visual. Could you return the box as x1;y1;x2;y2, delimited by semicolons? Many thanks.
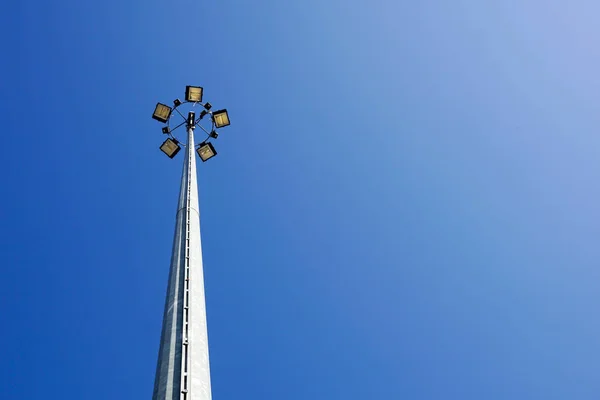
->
152;85;231;162
187;111;196;129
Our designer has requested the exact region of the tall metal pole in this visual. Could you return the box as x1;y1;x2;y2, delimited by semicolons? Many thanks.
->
153;121;212;400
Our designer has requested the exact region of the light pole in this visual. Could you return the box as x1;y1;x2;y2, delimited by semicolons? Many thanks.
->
151;86;230;400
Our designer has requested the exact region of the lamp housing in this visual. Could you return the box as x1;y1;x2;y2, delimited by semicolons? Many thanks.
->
160;138;181;159
212;109;230;128
152;103;172;123
185;85;203;103
197;142;217;162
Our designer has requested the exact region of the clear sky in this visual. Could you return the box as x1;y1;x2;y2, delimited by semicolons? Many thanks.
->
2;0;600;399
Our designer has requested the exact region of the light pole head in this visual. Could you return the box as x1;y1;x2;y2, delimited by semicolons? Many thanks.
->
153;85;230;161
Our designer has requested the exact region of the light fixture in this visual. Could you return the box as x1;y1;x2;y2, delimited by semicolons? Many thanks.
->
204;102;212;111
174;99;182;107
197;142;217;162
162;127;170;134
185;85;203;102
187;111;196;126
160;138;181;158
199;110;208;119
152;103;172;123
212;109;230;128
209;130;218;139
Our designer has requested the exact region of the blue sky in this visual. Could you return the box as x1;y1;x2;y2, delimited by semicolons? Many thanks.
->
2;0;600;398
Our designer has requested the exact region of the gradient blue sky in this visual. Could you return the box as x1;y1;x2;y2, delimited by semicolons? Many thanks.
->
2;1;600;398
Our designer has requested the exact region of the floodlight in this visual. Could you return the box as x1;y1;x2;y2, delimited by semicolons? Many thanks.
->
174;99;182;107
160;138;181;158
209;130;218;139
185;85;203;102
197;142;217;162
212;109;230;128
204;102;212;111
162;127;170;134
152;103;172;123
199;110;208;120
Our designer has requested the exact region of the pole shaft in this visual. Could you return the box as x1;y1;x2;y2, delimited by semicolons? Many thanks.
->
153;125;212;400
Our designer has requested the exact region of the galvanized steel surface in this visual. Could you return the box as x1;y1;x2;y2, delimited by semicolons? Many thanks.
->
153;126;212;400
